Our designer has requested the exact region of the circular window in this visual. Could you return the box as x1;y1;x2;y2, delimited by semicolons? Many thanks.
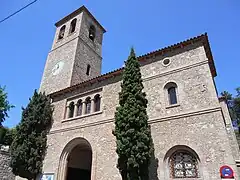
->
162;58;171;66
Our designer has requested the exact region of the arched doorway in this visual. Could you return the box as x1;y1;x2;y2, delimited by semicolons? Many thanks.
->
57;138;92;180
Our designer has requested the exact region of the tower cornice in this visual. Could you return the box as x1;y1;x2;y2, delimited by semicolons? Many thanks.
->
55;5;106;33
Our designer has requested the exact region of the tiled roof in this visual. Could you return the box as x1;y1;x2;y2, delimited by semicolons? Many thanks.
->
50;33;216;98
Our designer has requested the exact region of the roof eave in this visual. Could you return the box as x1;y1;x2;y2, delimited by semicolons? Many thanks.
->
49;33;217;98
55;5;106;33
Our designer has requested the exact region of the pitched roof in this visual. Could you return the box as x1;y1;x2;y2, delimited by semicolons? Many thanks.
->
50;33;216;98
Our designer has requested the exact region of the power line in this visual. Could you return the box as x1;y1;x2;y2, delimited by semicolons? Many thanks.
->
0;0;38;24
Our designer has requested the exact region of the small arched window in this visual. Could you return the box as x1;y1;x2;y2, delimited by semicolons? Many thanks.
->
165;82;178;105
58;25;66;40
69;18;77;34
77;99;83;116
86;64;91;76
168;87;177;105
85;97;91;114
89;25;96;41
68;102;74;118
94;94;101;112
169;151;198;178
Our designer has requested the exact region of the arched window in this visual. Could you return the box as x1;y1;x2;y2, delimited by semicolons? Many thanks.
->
85;97;91;114
69;18;77;34
68;102;74;118
77;99;83;116
58;25;66;40
89;25;96;41
94;94;101;112
169;151;198;178
86;64;91;76
164;82;178;105
168;87;177;105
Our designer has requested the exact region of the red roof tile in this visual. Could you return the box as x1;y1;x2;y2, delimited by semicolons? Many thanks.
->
50;33;216;98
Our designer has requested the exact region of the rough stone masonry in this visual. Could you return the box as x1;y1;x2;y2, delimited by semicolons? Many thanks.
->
0;147;15;180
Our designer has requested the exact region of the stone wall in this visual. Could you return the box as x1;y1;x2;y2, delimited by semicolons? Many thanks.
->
41;40;240;179
0;149;15;180
40;8;104;95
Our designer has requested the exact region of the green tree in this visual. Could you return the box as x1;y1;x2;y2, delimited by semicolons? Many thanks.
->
0;126;7;144
221;91;233;102
0;126;16;145
4;127;17;145
113;48;153;180
220;91;237;120
234;88;240;132
0;86;14;126
221;88;240;133
10;90;53;180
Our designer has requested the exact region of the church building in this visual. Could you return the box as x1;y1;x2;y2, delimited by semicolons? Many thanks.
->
39;5;240;180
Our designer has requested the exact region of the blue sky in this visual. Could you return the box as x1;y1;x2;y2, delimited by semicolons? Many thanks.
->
1;0;240;128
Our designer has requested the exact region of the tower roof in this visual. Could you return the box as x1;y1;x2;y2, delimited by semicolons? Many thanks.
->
55;5;106;33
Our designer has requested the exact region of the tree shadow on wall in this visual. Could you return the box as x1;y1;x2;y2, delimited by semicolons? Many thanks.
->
148;142;159;180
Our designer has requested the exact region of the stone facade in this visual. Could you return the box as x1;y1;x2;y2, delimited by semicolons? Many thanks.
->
0;150;15;180
39;5;240;180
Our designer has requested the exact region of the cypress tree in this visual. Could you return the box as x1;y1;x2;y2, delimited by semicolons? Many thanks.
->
113;48;153;180
0;126;7;144
10;90;53;180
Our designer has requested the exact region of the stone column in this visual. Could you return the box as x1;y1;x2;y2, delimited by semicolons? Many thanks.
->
98;96;102;111
65;106;70;119
73;103;78;117
91;99;95;113
82;101;86;115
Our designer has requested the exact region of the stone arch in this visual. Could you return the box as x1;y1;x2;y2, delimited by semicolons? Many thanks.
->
163;145;201;179
85;97;91;114
68;102;74;118
93;94;101;112
163;81;179;106
89;25;96;41
58;25;66;40
57;137;92;180
69;18;77;34
76;99;83;116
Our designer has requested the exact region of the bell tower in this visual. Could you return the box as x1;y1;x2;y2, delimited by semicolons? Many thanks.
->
40;6;106;94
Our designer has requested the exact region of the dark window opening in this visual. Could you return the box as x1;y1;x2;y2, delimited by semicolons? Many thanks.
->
86;65;91;76
58;25;66;40
168;87;177;105
68;102;74;118
69;19;77;34
94;94;101;112
85;98;91;114
163;58;170;65
89;25;96;41
77;100;82;116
